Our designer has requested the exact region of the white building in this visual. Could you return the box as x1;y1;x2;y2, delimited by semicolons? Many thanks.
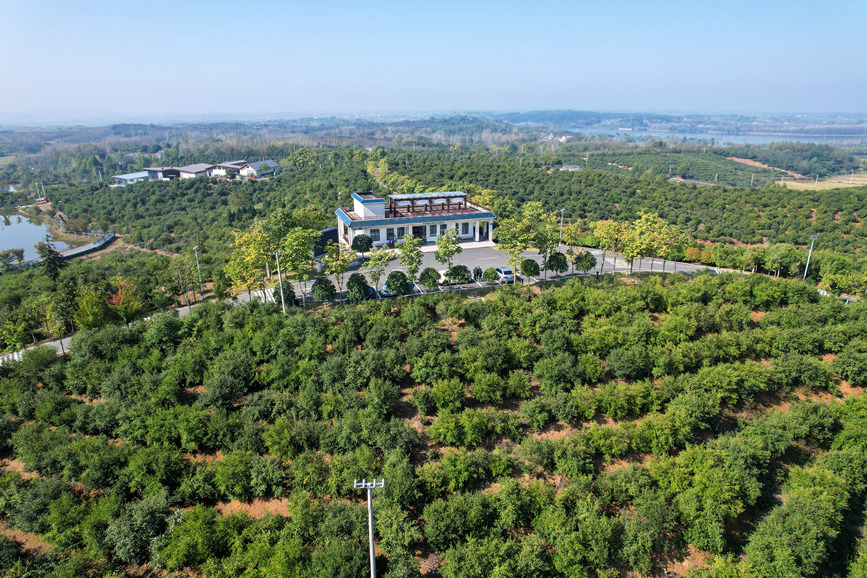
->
177;163;216;179
239;160;278;179
112;171;150;186
211;160;247;177
336;191;495;247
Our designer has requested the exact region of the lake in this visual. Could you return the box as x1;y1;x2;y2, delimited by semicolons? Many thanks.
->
0;214;72;261
579;128;867;146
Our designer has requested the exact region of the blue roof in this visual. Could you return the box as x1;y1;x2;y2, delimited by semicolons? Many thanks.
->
336;208;353;226
114;171;149;180
351;193;386;204
336;208;494;229
388;191;466;200
249;159;278;170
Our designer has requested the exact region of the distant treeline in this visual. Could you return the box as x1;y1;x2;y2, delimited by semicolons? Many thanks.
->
712;142;860;177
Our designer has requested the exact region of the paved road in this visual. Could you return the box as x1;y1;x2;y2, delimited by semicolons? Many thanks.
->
0;243;715;364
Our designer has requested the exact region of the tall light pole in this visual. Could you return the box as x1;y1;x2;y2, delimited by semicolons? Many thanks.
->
193;246;204;302
558;208;565;252
354;478;384;578
803;235;817;282
274;250;286;315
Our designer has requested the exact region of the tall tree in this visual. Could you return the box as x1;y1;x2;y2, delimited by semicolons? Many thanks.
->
570;249;597;275
398;234;424;292
225;229;268;300
35;237;66;282
364;246;393;291
108;278;145;327
282;227;321;306
435;229;463;281
352;234;373;261
591;220;624;275
324;241;354;296
497;217;535;277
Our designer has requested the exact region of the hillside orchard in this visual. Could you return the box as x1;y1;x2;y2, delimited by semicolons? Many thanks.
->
0;273;864;576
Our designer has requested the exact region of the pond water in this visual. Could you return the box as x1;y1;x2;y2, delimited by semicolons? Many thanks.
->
0;214;71;261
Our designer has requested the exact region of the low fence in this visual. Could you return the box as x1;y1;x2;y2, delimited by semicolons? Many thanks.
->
8;232;115;270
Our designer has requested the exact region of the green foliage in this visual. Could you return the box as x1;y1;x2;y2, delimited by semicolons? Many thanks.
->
385;269;410;295
311;276;336;302
0;269;864;574
419;267;440;291
346;272;370;301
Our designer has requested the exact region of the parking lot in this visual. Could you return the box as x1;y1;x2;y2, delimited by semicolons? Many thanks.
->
261;242;712;303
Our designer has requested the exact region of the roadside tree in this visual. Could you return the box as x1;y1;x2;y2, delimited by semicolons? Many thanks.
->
520;258;540;283
283;227;321;306
570;249;597;275
352;234;373;260
435;229;463;280
311;277;337;302
385;270;410;296
398;234;424;292
420;267;440;292
324;241;354;295
364;246;393;291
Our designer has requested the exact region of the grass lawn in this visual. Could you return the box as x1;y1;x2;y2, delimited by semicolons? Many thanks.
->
783;170;867;191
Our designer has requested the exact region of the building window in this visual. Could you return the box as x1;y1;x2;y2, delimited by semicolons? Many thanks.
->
429;225;437;237
440;224;447;235
462;222;469;235
386;228;395;241
397;227;405;239
370;229;381;242
343;223;348;235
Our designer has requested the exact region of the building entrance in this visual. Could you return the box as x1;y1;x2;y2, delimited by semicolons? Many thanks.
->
412;225;426;239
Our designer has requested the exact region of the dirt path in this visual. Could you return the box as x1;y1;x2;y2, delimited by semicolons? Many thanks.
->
726;157;806;179
0;523;52;555
215;497;289;518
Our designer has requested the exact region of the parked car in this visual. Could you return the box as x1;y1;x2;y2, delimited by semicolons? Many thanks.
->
495;267;515;283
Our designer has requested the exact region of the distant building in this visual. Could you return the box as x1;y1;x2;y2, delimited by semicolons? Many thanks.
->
113;171;150;186
125;159;278;183
143;166;181;180
211;160;247;177
177;163;216;179
240;160;278;179
548;165;583;173
336;191;495;247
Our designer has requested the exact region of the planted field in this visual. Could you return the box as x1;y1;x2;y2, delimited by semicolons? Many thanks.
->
0;273;865;576
783;170;867;191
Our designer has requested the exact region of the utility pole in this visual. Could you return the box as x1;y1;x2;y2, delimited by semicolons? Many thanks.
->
558;208;565;252
274;250;286;315
193;246;204;302
803;235;817;282
354;478;384;578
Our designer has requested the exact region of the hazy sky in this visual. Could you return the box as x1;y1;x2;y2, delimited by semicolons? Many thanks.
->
2;0;865;122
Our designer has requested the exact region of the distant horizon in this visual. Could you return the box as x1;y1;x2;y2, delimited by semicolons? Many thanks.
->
1;108;867;130
2;1;864;125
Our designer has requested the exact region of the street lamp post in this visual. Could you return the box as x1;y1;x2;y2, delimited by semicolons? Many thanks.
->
274;251;286;315
558;208;565;252
803;235;817;282
193;246;204;302
354;478;384;578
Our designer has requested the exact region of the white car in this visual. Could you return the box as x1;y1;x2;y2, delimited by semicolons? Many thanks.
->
495;267;515;283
